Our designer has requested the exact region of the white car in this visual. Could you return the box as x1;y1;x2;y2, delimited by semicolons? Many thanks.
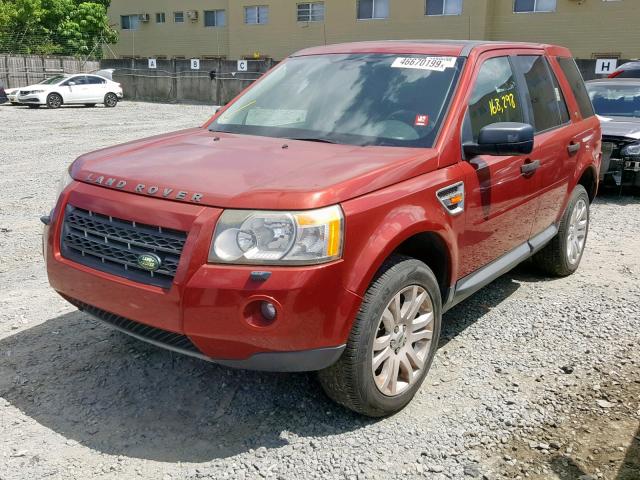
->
6;87;19;104
17;74;123;109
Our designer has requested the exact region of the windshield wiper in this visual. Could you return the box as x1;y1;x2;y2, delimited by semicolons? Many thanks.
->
288;137;338;144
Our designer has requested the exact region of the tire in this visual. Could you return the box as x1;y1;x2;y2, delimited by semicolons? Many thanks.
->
84;103;96;107
104;93;118;108
318;255;442;417
46;93;62;109
533;184;590;277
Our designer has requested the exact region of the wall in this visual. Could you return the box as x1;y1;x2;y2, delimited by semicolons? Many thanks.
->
105;1;640;61
99;58;275;105
108;0;230;59
0;55;100;89
226;0;491;60
488;0;640;59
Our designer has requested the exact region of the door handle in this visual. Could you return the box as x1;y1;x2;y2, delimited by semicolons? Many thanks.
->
521;159;540;175
567;142;581;155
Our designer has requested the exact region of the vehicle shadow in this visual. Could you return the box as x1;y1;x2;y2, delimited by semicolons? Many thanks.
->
0;275;524;463
440;273;522;348
0;311;369;463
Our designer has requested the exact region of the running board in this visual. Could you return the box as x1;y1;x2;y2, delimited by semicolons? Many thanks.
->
444;225;558;312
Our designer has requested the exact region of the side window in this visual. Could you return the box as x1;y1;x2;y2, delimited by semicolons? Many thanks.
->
512;55;564;132
71;76;88;85
557;57;595;119
549;67;570;124
87;76;106;85
468;56;524;141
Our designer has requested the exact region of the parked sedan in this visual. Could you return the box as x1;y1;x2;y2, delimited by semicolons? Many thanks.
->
17;74;123;109
586;79;640;187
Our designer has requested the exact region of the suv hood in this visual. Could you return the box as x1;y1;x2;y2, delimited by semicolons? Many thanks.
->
71;128;438;210
599;115;640;140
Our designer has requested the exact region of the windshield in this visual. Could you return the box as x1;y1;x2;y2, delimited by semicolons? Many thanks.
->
587;83;640;118
40;75;67;85
210;54;464;147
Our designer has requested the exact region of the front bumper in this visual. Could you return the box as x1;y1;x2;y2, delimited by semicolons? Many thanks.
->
17;93;46;104
44;182;361;371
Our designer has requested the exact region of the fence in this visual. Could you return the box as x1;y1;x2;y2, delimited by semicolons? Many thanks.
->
0;55;100;89
98;58;276;106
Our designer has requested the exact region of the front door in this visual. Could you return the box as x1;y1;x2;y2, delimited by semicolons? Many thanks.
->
458;55;539;277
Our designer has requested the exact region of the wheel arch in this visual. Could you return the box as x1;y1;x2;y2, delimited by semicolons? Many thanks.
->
347;225;457;305
577;165;598;202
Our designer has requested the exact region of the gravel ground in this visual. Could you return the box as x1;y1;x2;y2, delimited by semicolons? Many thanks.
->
1;102;639;480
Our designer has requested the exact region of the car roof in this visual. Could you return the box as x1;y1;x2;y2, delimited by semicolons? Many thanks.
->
586;78;640;85
291;40;571;58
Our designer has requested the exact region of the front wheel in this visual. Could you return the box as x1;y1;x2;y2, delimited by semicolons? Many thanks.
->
533;184;590;276
46;93;62;109
104;93;118;108
318;255;442;417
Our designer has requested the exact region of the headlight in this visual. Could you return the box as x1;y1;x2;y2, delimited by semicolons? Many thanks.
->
622;143;640;157
54;168;74;202
209;205;344;265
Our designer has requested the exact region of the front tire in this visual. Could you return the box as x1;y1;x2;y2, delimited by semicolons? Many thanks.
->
104;93;118;108
46;93;62;109
533;184;590;277
318;255;442;417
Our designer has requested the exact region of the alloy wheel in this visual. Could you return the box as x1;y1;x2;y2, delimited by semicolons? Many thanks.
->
566;198;588;265
371;285;434;397
105;93;117;107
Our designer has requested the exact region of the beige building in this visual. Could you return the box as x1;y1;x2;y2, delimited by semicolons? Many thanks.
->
106;0;640;61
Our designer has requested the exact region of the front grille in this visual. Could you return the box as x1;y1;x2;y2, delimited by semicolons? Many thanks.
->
66;297;204;357
60;204;187;288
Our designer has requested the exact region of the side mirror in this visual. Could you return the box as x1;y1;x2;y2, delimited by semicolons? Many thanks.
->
68;81;76;86
463;122;534;157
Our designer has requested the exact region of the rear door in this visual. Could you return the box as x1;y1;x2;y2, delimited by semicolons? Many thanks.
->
85;75;107;102
458;54;539;276
511;55;574;238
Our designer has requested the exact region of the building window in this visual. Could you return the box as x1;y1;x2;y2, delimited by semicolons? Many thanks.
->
357;0;389;19
155;12;165;23
120;15;140;30
245;6;269;24
297;2;325;21
426;0;463;15
174;11;184;23
514;0;556;13
204;10;226;27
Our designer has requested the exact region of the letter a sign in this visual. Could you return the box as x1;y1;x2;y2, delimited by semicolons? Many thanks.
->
595;59;617;75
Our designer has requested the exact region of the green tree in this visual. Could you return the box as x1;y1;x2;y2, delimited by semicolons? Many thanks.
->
0;0;117;58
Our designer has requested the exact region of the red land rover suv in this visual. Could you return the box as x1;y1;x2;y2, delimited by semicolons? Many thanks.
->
43;41;601;416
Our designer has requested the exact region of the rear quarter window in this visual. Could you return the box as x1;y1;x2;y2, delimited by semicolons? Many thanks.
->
557;57;595;119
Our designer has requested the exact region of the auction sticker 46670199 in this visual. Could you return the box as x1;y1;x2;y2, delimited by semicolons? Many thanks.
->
391;56;457;72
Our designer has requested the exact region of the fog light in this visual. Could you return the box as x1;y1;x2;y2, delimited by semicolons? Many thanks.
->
260;301;277;321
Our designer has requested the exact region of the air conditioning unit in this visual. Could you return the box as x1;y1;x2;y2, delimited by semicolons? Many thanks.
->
138;13;150;22
186;10;199;21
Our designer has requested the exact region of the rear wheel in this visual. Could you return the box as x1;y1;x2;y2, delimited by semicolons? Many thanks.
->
533;184;590;276
104;93;118;108
46;93;62;109
318;255;442;417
